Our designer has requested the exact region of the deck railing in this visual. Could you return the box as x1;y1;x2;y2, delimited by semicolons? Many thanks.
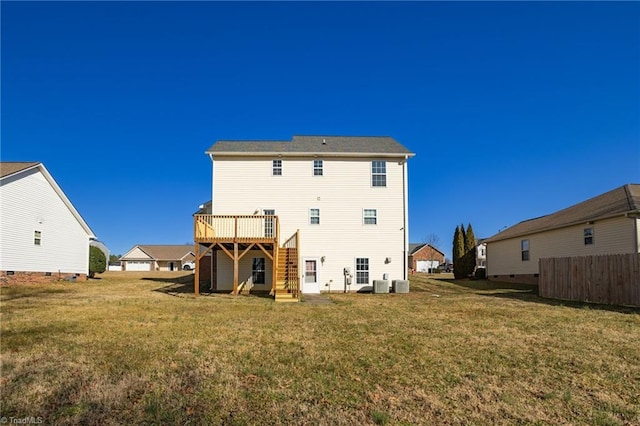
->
194;215;279;242
282;230;298;249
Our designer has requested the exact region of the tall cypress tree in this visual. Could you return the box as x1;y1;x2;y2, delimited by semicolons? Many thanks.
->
465;223;476;253
460;223;467;251
462;223;478;277
452;226;460;265
453;226;465;278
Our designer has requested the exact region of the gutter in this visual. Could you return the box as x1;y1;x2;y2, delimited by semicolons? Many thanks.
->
626;210;640;253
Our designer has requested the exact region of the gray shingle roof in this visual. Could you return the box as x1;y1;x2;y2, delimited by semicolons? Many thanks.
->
0;162;40;179
486;184;640;243
207;135;414;156
408;243;426;254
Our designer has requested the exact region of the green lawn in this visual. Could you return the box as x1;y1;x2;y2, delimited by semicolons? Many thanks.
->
1;272;638;425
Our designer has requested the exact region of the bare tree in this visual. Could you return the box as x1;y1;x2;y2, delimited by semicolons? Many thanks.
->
423;233;442;273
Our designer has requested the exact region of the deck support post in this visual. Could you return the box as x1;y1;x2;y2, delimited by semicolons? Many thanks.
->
194;242;200;297
233;242;239;295
272;244;278;295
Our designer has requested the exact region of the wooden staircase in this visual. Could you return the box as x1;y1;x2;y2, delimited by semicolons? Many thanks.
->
275;247;300;303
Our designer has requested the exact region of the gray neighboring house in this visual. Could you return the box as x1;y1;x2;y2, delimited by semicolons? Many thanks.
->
485;184;640;284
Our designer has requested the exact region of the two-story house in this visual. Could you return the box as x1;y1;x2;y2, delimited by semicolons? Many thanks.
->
193;136;414;301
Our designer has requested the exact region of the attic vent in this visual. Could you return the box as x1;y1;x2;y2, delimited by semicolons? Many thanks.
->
322;139;326;145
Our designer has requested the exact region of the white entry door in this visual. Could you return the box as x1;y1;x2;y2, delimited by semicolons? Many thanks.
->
302;258;320;294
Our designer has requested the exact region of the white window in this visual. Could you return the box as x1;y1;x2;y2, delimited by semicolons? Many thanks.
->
309;208;320;225
584;228;594;245
356;258;369;284
371;161;386;187
313;160;323;176
252;258;265;284
521;239;530;261
34;230;42;246
272;160;282;176
363;209;377;225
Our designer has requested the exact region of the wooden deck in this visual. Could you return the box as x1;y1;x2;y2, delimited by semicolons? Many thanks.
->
194;214;279;243
194;215;300;302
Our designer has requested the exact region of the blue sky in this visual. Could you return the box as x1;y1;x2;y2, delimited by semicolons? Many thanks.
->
2;2;639;258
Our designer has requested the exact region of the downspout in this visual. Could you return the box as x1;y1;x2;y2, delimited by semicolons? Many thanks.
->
209;153;215;214
402;155;409;280
626;210;640;252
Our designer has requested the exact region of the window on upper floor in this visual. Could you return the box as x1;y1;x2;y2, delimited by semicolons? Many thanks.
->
313;160;323;176
272;159;282;176
584;228;594;245
521;239;530;261
34;230;42;246
309;208;320;225
371;161;386;187
363;209;377;225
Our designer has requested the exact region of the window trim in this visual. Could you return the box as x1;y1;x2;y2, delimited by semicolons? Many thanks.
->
309;208;320;225
355;257;369;285
584;227;594;245
313;159;323;176
521;239;530;261
252;257;266;284
272;159;282;176
371;160;387;187
363;209;377;225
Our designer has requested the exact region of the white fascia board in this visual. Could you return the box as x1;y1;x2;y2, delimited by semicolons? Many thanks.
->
208;152;415;159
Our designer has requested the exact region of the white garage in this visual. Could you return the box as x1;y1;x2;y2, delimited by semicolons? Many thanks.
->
416;260;440;273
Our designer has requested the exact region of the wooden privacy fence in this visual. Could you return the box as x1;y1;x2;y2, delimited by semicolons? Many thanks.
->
539;254;640;306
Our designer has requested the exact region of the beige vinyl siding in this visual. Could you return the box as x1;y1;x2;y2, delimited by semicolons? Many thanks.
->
213;156;406;291
0;168;90;274
487;216;637;276
216;250;273;291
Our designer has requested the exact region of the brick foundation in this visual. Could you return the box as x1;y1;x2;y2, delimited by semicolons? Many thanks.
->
0;270;88;285
488;274;539;285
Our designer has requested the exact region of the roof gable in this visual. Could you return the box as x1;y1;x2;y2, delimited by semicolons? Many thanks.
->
408;243;445;256
0;162;95;238
207;135;414;157
487;184;640;243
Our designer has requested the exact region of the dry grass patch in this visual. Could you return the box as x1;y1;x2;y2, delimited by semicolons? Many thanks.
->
1;271;639;425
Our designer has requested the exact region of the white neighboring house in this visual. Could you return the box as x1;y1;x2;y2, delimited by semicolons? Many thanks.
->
194;135;414;297
0;162;96;282
120;245;196;272
485;184;640;284
476;240;487;269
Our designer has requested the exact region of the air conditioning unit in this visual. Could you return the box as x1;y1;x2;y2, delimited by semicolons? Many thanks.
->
373;280;390;294
392;280;410;294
